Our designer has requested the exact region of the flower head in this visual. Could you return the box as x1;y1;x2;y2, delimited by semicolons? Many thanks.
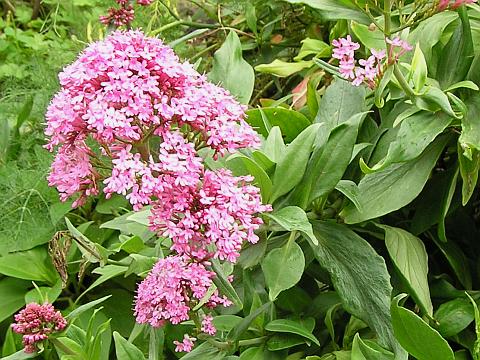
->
12;303;67;353
134;256;231;328
150;169;271;263
45;30;261;208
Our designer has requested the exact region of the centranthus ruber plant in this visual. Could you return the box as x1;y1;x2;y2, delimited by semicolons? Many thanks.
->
44;29;270;353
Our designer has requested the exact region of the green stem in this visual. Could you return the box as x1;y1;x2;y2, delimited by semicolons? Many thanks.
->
384;0;392;36
393;64;415;98
286;230;297;251
238;337;268;347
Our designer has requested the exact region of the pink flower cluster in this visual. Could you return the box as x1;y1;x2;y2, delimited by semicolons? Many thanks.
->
45;30;270;353
150;169;268;263
12;303;67;353
100;0;153;27
438;0;477;11
332;35;412;88
134;255;231;327
45;30;259;208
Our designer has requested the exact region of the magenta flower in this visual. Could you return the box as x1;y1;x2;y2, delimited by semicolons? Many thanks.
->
134;256;231;327
12;303;67;353
438;0;477;10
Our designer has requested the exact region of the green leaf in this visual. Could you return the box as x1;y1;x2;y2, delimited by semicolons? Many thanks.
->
435;298;474;337
262;126;286;163
181;341;226;359
227;153;272;202
432;237;472;289
265;319;319;346
466;292;480;359
113;331;146;360
1;350;39;360
262;240;305;301
246;107;311;143
408;12;458;63
294;38;331;61
2;327;16;357
309;221;406;358
240;347;263;360
410;44;428;93
362;111;452;173
315;78;366;133
266;206;318;245
437;7;474;89
414;87;459;119
255;60;313;77
391;294;454;360
267;334;307;351
208;31;254;104
211;259;243;310
438;167;459;242
458;144;480;205
66;295;112;319
227;302;272;341
270;124;320;202
351;21;385;50
342;136;449;223
445;80;479;92
212;315;242;332
79;265;127;298
25;280;62;304
459;95;480;152
352;334;394;360
0;247;58;284
283;0;370;24
0;278;29;323
290;112;365;207
380;225;432;316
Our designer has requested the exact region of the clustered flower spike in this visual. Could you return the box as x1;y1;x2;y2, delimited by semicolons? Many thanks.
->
100;0;153;27
45;30;270;353
438;0;477;11
12;303;67;353
332;35;412;88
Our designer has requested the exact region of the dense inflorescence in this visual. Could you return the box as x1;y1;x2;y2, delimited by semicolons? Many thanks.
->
100;0;154;27
12;303;67;353
45;30;270;352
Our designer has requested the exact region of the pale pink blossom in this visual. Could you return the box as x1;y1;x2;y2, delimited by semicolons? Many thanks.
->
174;334;196;352
201;315;217;335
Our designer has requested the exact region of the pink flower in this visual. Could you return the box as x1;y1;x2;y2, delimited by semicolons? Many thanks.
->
201;315;217;335
134;256;231;328
12;303;67;353
150;169;271;263
45;30;261;207
174;334;196;353
137;0;154;5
